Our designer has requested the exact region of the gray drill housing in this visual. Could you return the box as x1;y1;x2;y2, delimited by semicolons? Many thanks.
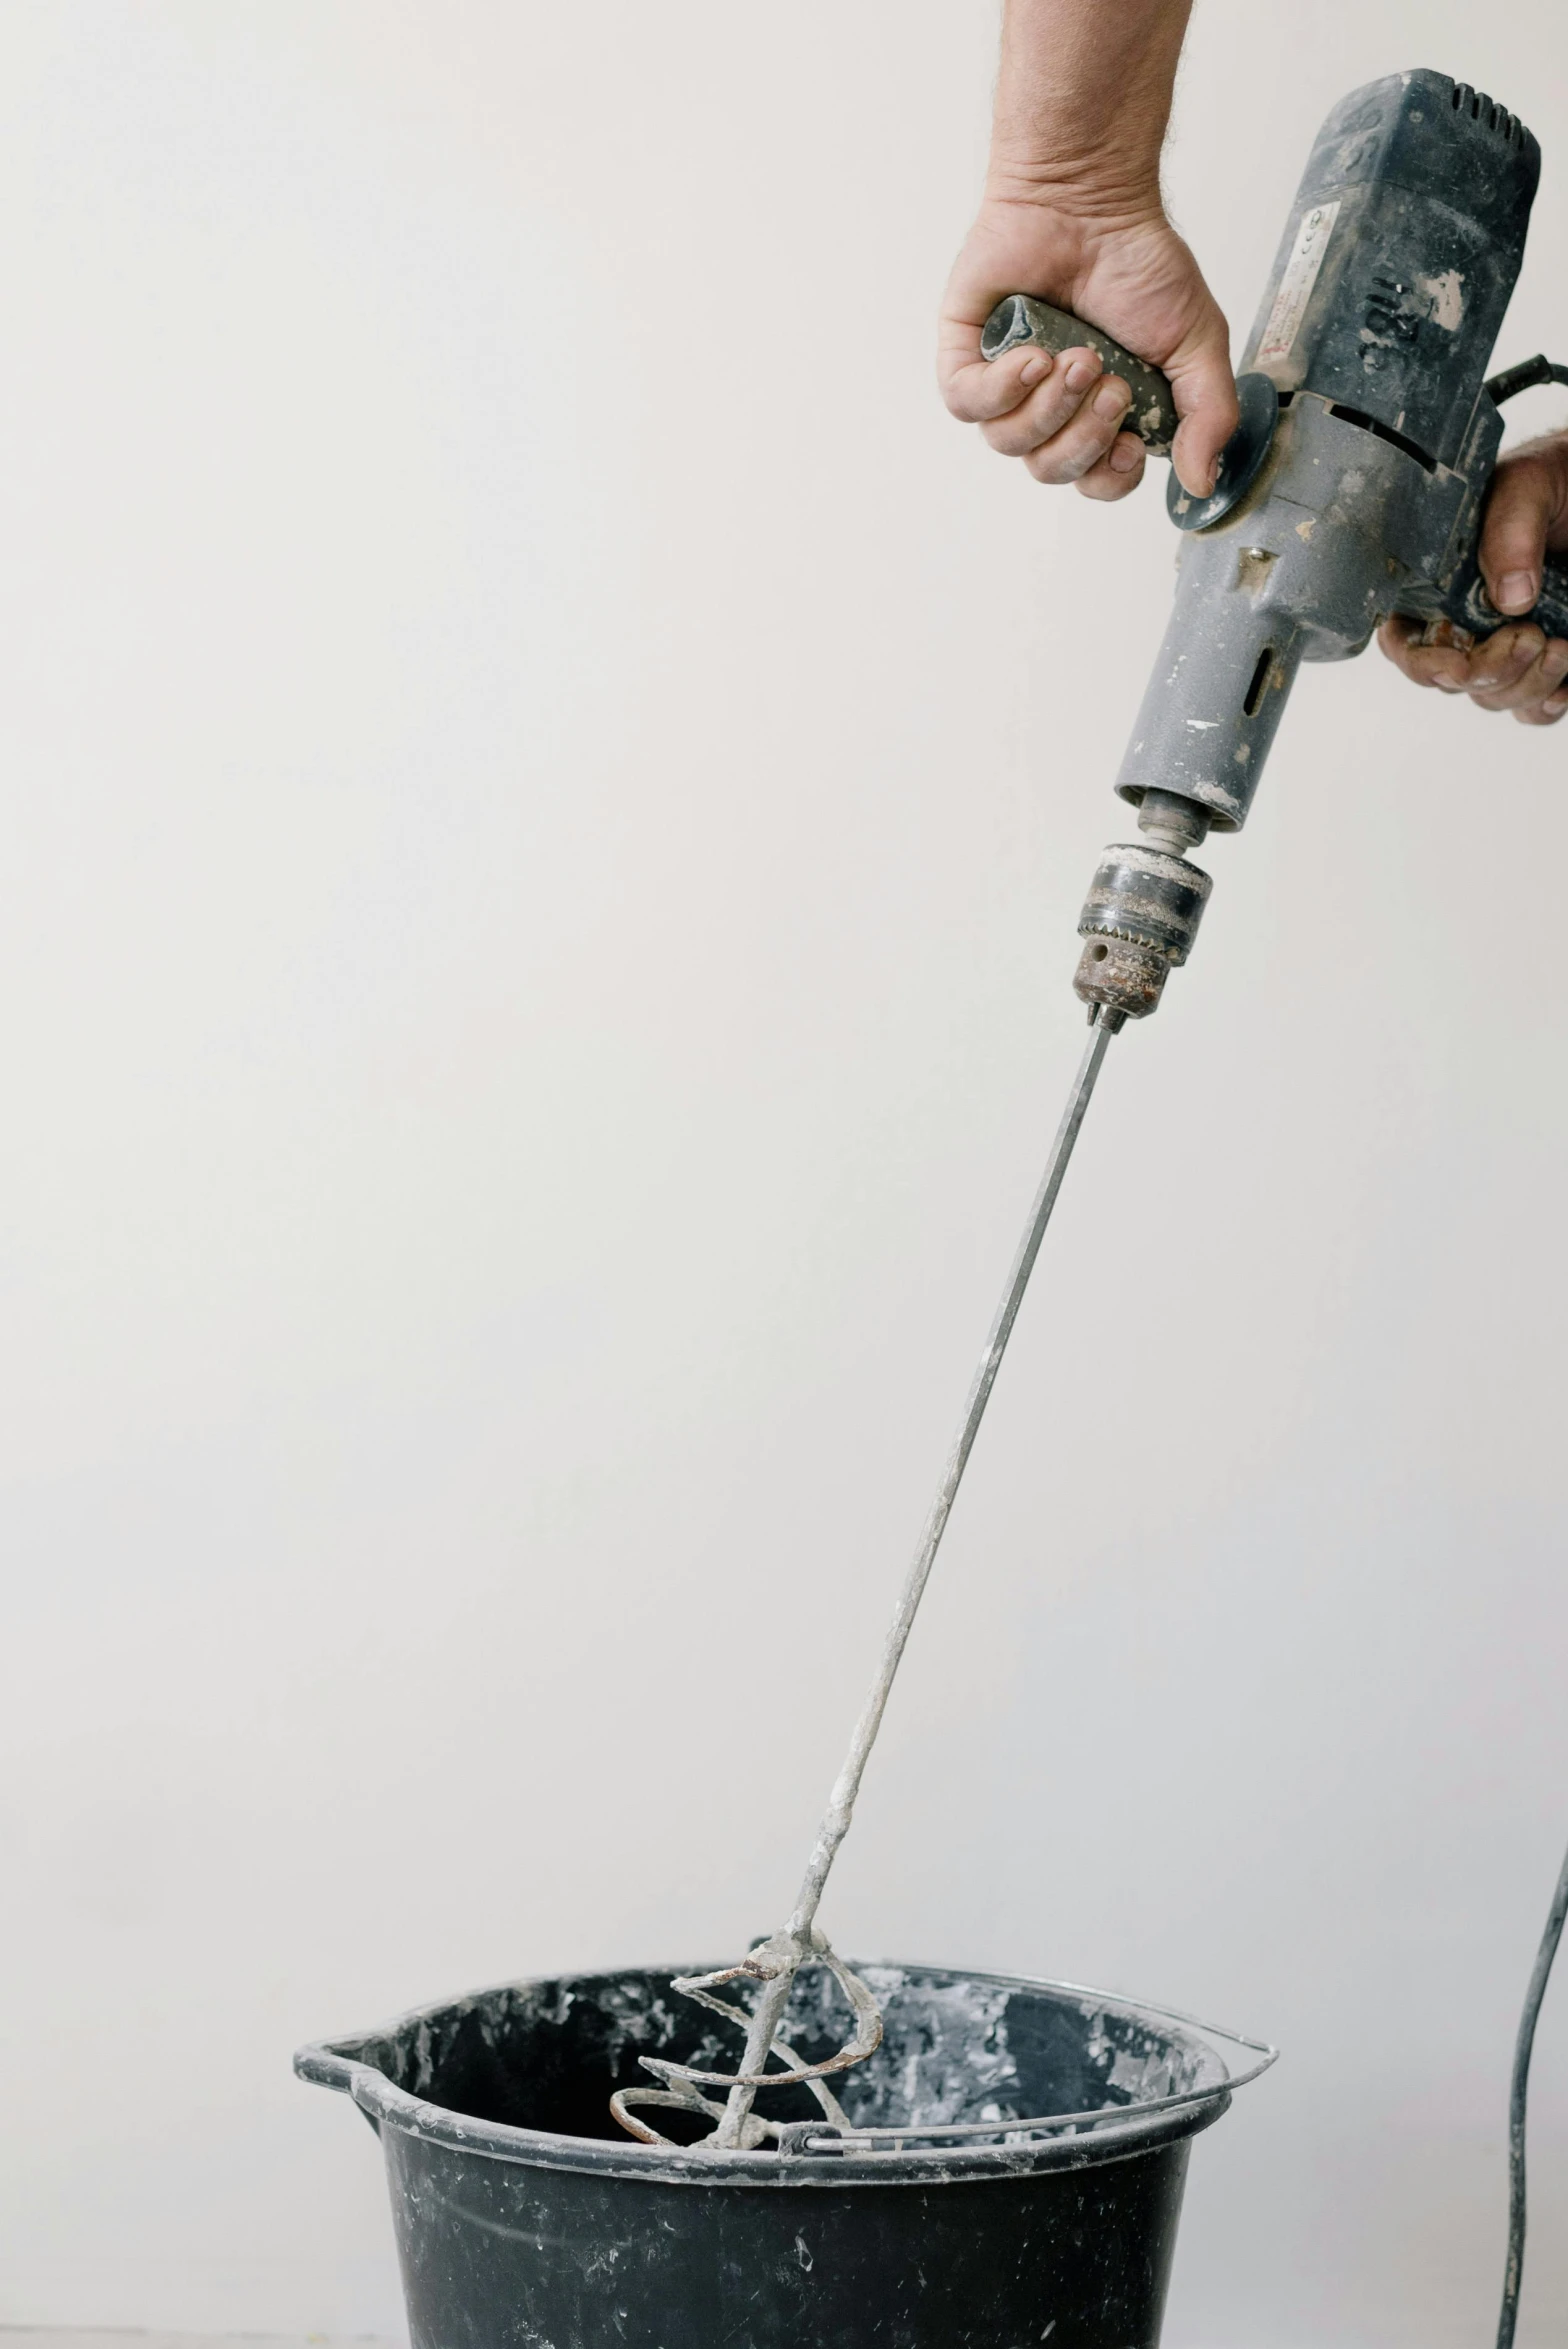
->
1054;70;1558;1023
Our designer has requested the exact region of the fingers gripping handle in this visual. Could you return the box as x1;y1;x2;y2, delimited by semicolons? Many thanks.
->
1440;548;1568;643
981;294;1179;455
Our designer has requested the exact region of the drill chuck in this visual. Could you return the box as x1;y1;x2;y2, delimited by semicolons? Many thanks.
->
1073;843;1212;1022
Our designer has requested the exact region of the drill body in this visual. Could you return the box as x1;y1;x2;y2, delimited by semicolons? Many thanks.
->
1063;70;1557;1025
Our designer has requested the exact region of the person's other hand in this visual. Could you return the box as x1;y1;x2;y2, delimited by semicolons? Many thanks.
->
1378;433;1568;726
938;197;1236;503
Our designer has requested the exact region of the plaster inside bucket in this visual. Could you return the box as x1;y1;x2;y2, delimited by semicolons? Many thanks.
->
352;1964;1226;2146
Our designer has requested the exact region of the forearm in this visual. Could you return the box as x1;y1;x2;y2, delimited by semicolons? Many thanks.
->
988;0;1194;209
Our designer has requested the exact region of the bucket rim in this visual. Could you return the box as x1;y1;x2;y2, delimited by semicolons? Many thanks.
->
294;1959;1273;2187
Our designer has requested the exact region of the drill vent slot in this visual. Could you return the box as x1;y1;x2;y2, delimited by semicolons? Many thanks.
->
1450;82;1524;145
1243;648;1274;718
1326;403;1437;475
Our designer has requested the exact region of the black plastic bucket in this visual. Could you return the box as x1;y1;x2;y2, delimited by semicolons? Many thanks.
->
296;1960;1268;2349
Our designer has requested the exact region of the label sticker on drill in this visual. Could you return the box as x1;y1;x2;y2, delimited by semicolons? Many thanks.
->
1256;200;1340;365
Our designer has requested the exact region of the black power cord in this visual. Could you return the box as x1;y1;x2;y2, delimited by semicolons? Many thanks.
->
1472;353;1568;2340
1495;1836;1568;2349
1481;340;1568;2346
1485;354;1568;406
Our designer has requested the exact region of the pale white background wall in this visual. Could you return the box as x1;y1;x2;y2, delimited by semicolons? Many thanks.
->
3;3;1568;2343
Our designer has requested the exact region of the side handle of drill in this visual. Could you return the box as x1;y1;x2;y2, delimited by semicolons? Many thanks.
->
980;296;1179;452
981;295;1279;534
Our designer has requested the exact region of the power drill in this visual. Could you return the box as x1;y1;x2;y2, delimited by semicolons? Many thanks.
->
591;82;1568;2302
983;67;1568;1028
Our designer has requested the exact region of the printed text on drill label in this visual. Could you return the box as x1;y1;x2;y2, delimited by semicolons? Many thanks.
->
1257;202;1341;365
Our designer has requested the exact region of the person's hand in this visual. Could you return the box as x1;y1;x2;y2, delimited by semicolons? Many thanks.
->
938;196;1237;503
1378;434;1568;726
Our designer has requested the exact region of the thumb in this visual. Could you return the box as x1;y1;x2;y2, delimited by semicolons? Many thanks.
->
1166;314;1239;498
1480;443;1568;616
